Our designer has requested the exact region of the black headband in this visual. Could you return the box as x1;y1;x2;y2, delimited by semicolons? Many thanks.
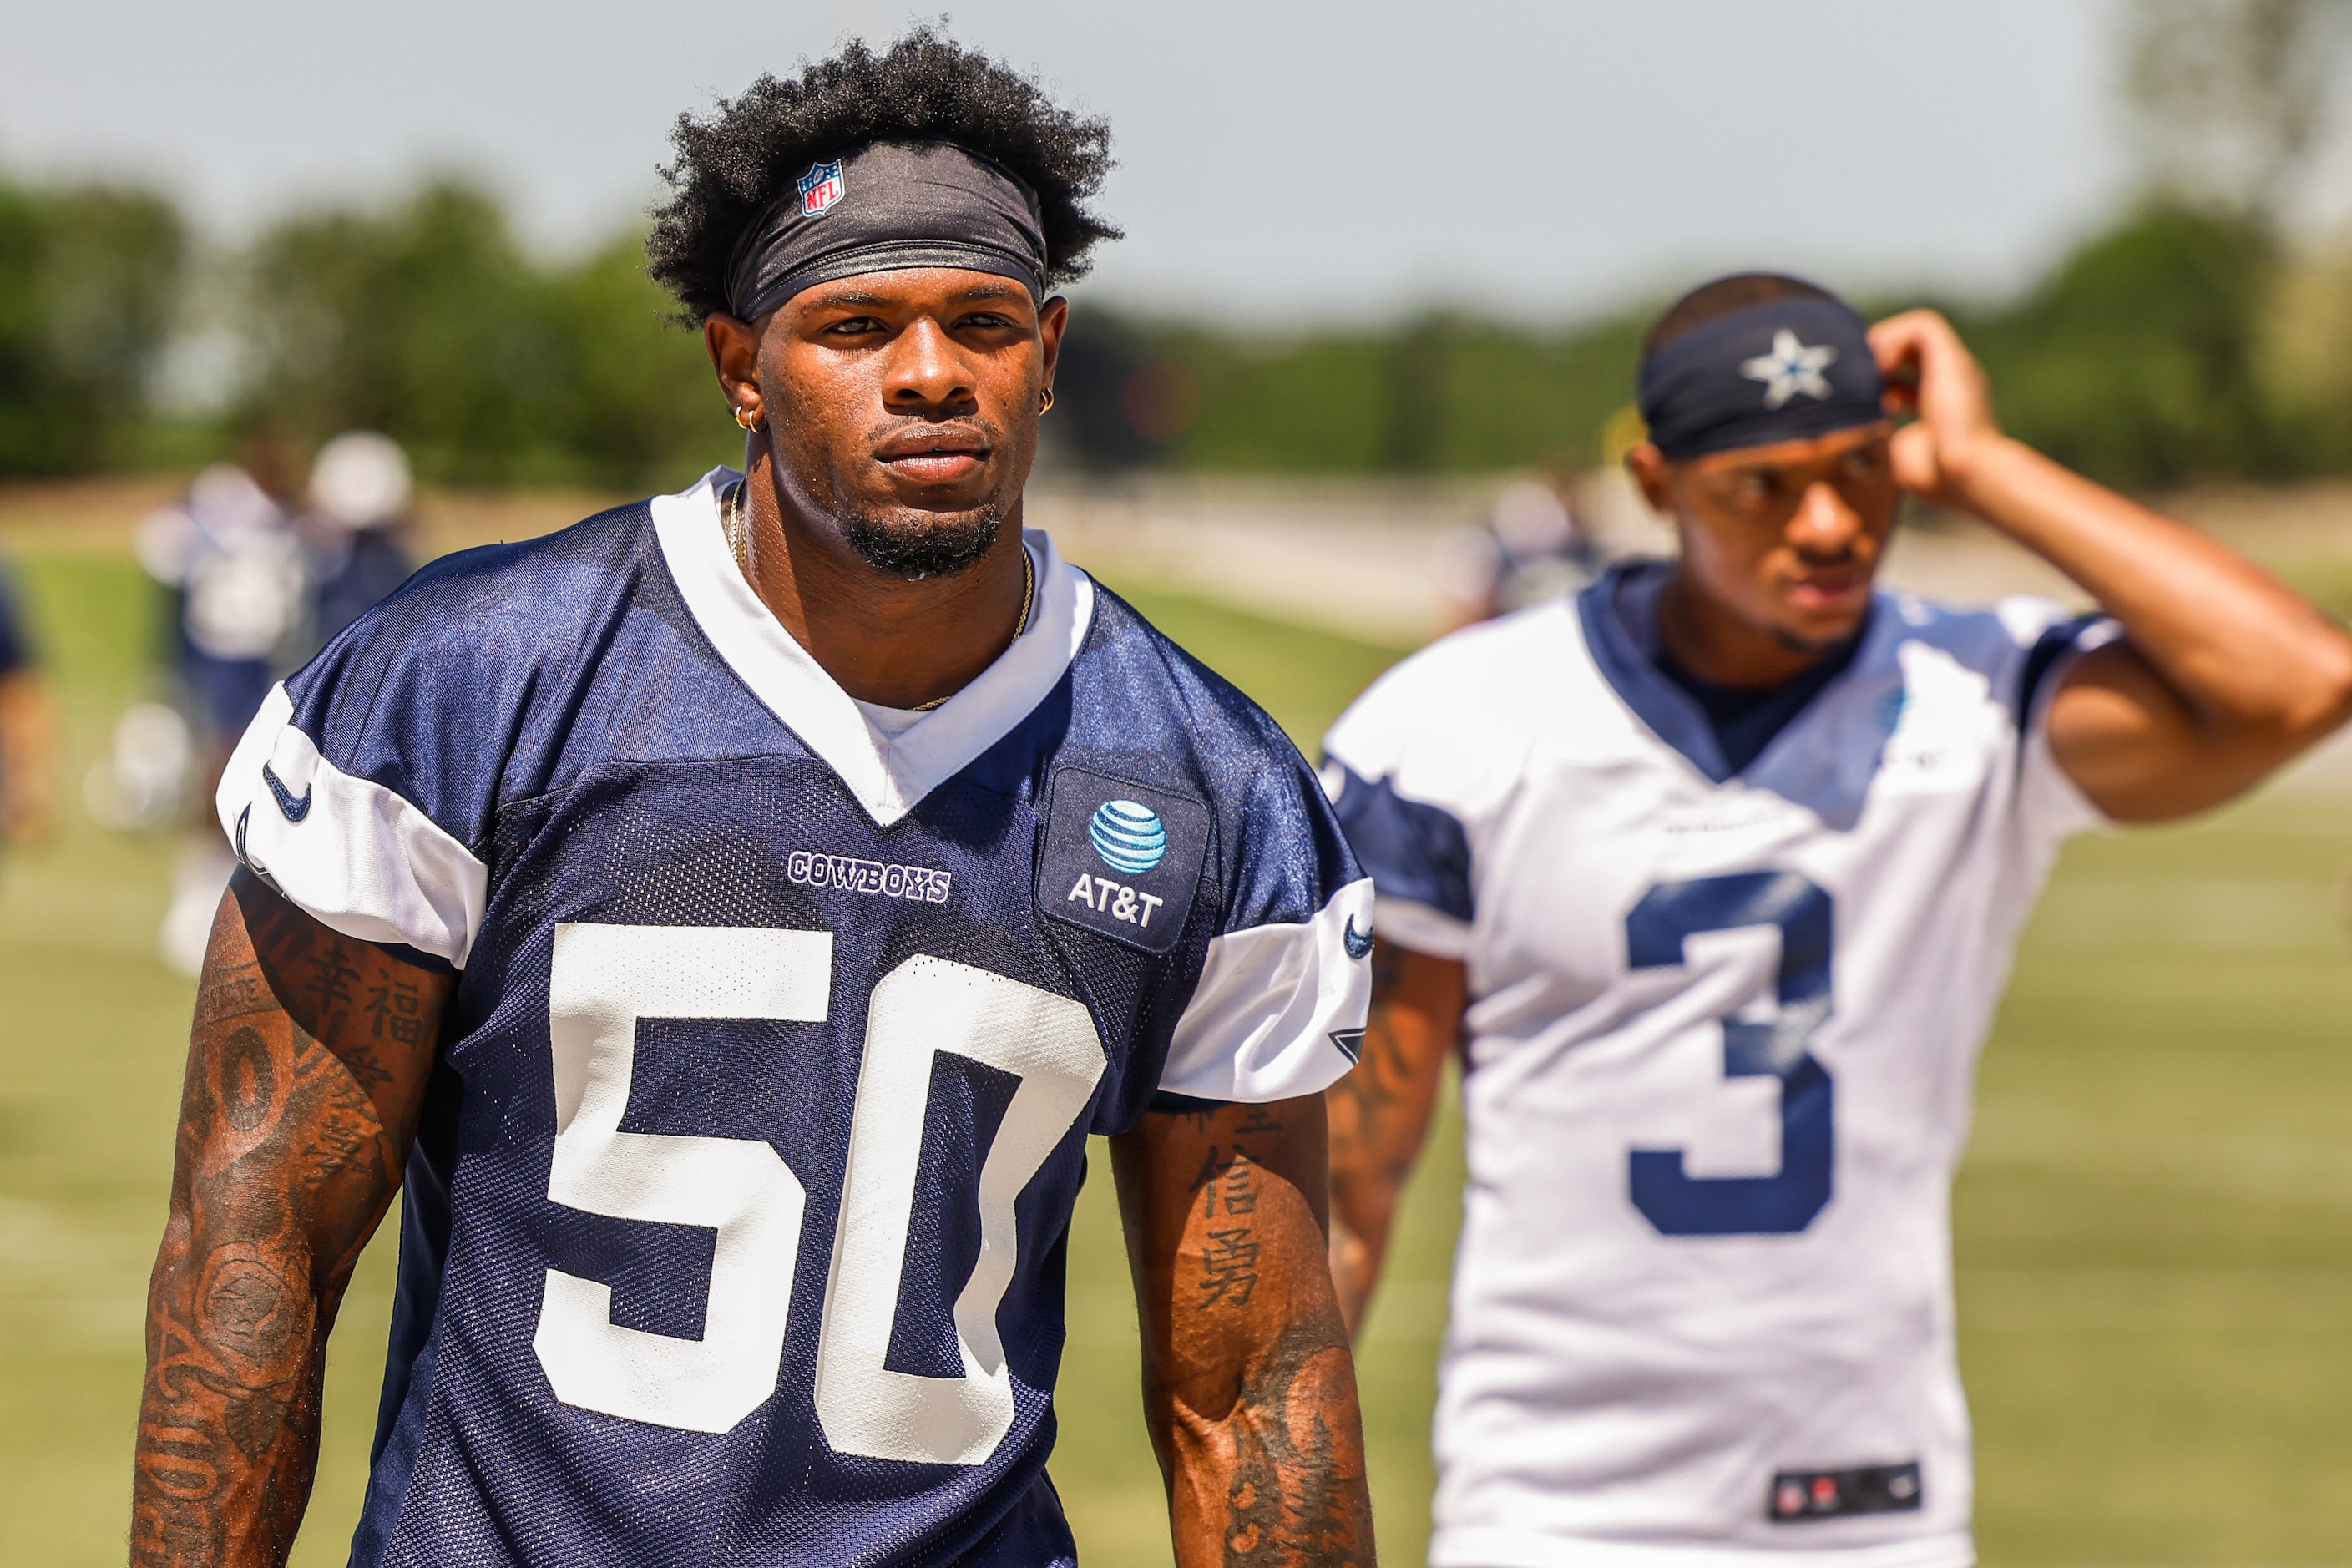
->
723;139;1050;321
1636;296;1886;461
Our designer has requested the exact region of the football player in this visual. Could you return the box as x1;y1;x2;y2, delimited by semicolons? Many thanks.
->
131;33;1376;1567
0;557;52;843
1320;274;2352;1568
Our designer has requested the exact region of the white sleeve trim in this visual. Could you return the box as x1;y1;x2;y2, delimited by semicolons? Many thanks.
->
2018;616;2122;840
1160;878;1374;1103
1371;894;1473;961
215;684;491;968
2021;693;2117;840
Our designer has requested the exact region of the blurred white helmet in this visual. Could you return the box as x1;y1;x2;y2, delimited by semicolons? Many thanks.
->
84;701;194;832
1490;478;1573;556
136;463;285;587
187;463;281;534
310;431;412;530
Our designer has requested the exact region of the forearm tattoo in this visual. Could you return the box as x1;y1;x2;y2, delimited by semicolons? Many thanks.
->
131;880;445;1566
1128;1102;1376;1567
1215;1319;1369;1568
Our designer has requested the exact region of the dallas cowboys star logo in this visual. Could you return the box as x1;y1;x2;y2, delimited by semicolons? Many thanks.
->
1740;330;1839;409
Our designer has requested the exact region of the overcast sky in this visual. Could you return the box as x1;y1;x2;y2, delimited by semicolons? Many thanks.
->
0;0;2138;319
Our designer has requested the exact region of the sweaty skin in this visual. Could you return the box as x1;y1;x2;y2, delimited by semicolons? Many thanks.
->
1326;308;2352;1334
703;267;1064;710
134;266;1377;1567
132;875;448;1566
1114;1100;1376;1567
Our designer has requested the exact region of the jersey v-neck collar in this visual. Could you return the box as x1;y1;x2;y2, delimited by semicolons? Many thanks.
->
650;468;1095;828
1576;560;1884;786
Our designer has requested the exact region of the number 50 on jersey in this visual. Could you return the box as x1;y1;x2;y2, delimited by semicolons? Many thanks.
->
534;923;1103;1462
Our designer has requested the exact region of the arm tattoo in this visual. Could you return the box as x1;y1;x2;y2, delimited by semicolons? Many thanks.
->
1218;1321;1368;1567
1118;1099;1376;1567
131;877;447;1567
1189;1108;1284;1309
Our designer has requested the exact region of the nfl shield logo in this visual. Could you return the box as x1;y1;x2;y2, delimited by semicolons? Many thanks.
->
797;159;845;218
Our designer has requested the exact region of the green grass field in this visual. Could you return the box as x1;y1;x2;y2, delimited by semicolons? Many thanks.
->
3;543;2350;1565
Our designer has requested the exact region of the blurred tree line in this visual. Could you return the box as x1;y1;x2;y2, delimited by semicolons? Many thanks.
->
237;183;735;487
0;175;2334;496
0;182;184;474
0;174;740;490
3;0;2352;494
1077;199;2352;488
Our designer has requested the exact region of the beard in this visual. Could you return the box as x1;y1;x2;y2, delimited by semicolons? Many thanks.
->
840;500;1006;581
1771;621;1862;656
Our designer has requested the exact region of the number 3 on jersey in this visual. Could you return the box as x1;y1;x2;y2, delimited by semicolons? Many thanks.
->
534;923;1102;1460
1625;872;1834;1237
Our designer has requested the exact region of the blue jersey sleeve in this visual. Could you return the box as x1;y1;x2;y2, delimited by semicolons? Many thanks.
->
1321;638;1502;963
215;529;621;967
1324;761;1474;928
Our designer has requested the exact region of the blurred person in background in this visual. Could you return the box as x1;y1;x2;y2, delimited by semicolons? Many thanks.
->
1320;274;2352;1568
1433;475;1601;630
134;431;307;973
301;430;418;649
129;31;1375;1568
0;559;55;845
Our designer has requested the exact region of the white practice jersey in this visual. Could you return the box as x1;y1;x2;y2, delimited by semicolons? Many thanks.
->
1323;564;2112;1568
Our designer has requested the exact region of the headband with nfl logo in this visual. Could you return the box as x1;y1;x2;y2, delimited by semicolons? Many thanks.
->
1636;294;1887;461
722;139;1049;321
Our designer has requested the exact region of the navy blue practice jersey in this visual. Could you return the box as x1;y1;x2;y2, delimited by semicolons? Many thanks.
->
217;472;1372;1567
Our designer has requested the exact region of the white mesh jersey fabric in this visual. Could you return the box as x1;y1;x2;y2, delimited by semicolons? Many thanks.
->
1325;589;2109;1567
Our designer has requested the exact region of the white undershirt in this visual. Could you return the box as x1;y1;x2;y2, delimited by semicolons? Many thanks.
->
852;699;928;739
838;539;1047;743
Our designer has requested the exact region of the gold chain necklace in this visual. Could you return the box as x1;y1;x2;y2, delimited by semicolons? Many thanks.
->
726;481;1034;715
724;479;751;572
911;545;1033;711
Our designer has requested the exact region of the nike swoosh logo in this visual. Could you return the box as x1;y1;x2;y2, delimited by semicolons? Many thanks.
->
261;762;311;822
1343;914;1374;961
234;805;286;896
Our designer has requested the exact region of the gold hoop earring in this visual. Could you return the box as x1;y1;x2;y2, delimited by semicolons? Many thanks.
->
1039;387;1056;413
735;405;762;432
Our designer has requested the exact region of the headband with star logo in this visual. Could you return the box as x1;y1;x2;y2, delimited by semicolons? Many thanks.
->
1636;295;1887;461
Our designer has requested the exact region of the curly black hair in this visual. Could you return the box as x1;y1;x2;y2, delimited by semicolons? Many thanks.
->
647;28;1120;322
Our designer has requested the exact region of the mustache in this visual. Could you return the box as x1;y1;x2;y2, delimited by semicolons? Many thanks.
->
862;412;1005;452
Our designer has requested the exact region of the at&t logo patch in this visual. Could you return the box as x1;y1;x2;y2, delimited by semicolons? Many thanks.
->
1090;799;1166;873
1064;871;1166;931
1038;766;1208;955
